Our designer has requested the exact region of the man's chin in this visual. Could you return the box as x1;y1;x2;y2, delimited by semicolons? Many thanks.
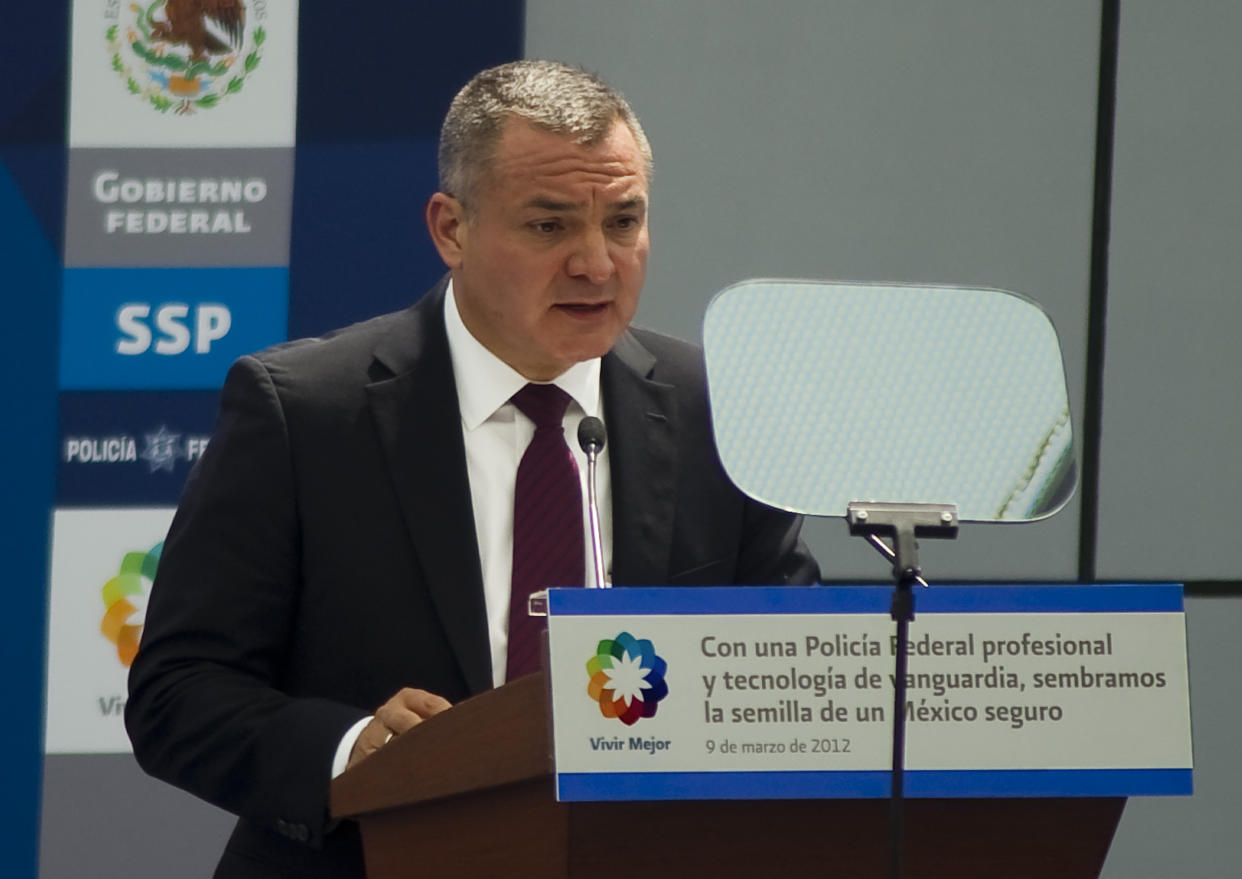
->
553;333;624;370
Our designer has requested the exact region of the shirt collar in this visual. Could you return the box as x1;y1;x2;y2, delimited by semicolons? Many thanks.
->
443;281;602;431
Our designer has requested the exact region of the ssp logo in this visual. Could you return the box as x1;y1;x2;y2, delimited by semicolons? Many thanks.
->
586;632;669;726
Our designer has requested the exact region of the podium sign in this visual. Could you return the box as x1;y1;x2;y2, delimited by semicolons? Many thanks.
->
545;585;1192;802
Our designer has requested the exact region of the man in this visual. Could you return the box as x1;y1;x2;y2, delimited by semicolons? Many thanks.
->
127;60;819;877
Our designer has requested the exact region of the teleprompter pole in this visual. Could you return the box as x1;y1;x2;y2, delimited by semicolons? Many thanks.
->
846;502;957;879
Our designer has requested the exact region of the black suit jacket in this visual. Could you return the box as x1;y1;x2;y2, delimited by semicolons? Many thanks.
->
126;279;818;877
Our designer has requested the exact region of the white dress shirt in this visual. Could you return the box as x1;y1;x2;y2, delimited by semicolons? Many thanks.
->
332;282;614;776
443;283;614;684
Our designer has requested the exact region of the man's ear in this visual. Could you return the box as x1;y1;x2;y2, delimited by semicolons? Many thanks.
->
425;192;468;268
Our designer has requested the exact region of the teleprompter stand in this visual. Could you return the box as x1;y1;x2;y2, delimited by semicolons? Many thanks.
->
847;501;958;879
331;668;1124;878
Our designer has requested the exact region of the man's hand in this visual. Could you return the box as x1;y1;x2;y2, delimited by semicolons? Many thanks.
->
347;688;452;769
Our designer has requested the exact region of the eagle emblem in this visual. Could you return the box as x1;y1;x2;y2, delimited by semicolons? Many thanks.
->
150;0;246;63
105;1;265;114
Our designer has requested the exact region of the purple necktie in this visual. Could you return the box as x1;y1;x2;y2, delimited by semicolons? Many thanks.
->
506;383;584;681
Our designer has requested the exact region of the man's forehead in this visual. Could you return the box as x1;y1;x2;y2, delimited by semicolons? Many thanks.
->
494;120;644;171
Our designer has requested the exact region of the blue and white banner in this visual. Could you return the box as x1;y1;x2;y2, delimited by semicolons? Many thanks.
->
46;0;301;756
546;585;1193;801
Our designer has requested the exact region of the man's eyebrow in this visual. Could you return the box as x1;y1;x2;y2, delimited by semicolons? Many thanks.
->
610;196;647;212
524;197;580;212
521;195;648;213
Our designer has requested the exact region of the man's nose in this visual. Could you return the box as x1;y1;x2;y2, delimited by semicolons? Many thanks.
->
566;229;615;284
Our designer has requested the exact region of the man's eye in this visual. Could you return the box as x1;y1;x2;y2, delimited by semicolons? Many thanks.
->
612;215;641;231
531;221;561;234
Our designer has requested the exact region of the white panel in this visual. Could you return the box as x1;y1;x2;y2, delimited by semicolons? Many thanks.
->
44;507;174;755
69;0;299;147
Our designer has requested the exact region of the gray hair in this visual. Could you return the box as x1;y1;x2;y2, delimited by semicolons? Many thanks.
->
438;60;652;210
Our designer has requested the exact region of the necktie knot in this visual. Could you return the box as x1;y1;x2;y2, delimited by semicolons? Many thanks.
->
511;383;573;430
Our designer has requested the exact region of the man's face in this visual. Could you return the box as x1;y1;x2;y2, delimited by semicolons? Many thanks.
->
428;119;650;381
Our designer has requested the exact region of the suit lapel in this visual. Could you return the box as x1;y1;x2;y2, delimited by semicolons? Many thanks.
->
365;282;493;695
603;332;678;585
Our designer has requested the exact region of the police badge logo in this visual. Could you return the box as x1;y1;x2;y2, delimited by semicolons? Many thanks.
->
105;1;265;115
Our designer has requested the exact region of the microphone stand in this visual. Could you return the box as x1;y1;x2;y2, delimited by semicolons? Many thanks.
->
577;416;610;590
846;501;957;879
527;416;611;621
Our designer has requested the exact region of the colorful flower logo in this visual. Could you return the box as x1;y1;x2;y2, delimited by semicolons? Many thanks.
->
100;542;162;667
586;632;669;726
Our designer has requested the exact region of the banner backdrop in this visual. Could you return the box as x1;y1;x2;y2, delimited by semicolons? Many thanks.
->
42;2;525;772
45;0;301;756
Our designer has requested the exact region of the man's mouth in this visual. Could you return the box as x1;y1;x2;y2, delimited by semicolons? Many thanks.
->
555;302;610;315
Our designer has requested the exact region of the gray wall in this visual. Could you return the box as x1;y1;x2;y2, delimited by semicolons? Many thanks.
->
1101;595;1242;879
1099;3;1242;869
1096;2;1242;581
40;757;234;878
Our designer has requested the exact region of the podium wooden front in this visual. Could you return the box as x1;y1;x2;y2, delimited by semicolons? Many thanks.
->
331;673;1125;878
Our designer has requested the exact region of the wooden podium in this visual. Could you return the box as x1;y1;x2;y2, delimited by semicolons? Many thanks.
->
331;672;1125;878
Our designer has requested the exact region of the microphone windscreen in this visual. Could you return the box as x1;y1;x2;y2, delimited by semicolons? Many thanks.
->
577;416;607;453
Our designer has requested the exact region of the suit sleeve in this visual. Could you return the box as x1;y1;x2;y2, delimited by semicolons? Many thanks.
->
614;326;823;589
735;499;821;586
125;355;367;848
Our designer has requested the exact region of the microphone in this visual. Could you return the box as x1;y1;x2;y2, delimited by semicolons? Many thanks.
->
576;417;610;589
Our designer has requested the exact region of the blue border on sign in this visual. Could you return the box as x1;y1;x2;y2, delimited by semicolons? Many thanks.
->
547;584;1184;616
556;768;1192;801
